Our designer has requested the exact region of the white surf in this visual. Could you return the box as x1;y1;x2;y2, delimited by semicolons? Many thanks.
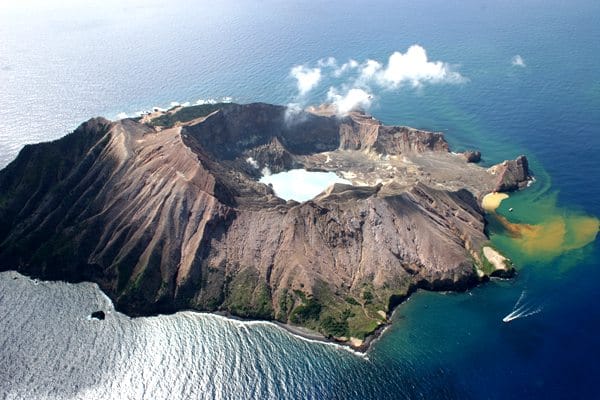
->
503;290;542;322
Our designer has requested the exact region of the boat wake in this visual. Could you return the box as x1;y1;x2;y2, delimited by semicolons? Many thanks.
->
502;290;542;323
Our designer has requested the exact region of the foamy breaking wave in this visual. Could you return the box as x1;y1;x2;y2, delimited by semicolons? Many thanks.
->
511;55;526;67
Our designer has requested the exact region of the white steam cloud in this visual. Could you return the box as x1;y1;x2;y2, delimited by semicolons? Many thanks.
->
170;101;191;108
289;45;465;115
511;55;526;67
374;45;465;87
327;88;373;115
332;59;359;77
245;157;259;169
290;65;322;96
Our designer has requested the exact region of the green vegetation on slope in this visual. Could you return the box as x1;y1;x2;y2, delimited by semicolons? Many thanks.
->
147;103;227;128
286;282;389;340
224;268;273;319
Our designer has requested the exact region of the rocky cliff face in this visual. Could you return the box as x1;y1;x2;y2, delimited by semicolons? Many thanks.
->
488;155;531;192
0;103;530;346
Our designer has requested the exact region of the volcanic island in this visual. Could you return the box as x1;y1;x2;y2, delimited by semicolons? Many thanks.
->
0;102;531;351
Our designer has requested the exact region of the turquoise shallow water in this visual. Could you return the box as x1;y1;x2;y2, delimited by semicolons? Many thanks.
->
0;0;599;398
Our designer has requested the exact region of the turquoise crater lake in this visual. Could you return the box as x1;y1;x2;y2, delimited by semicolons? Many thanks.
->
259;169;351;202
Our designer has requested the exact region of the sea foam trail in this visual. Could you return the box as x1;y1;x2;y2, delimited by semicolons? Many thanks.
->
502;290;543;322
502;306;542;322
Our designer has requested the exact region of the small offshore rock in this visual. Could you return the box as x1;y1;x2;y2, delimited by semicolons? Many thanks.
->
91;311;106;320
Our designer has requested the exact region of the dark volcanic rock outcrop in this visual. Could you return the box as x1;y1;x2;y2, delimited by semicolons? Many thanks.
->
0;103;531;346
489;155;531;192
463;150;481;163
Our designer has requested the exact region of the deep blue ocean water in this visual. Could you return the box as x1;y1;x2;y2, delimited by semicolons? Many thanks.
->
1;0;599;398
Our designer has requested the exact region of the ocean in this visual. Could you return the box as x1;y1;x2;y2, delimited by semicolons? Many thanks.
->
1;0;599;398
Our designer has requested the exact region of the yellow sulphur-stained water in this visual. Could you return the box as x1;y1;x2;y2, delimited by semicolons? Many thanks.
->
481;192;509;212
487;192;599;264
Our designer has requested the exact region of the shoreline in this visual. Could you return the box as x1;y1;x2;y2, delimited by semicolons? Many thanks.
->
274;320;388;355
215;310;379;355
3;268;528;356
3;270;388;355
3;269;500;355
